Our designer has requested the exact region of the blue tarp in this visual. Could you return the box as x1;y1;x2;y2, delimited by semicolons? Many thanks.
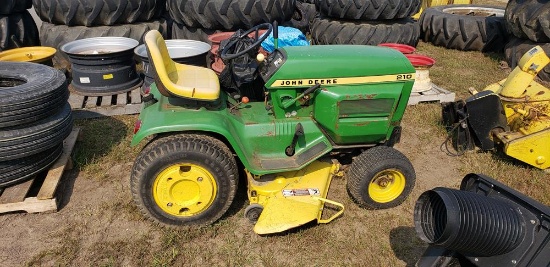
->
261;26;309;53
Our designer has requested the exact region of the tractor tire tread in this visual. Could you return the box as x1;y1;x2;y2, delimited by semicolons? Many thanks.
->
167;0;295;30
419;5;508;52
346;146;415;209
32;0;166;26
319;0;421;20
505;0;550;43
311;17;419;46
131;134;238;227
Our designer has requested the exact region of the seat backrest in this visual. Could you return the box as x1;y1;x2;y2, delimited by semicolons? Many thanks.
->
144;30;176;97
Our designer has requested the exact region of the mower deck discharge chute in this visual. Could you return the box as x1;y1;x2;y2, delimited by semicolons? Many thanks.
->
443;46;550;170
130;24;417;234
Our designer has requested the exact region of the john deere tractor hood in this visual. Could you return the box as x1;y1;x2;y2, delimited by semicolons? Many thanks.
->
265;45;415;88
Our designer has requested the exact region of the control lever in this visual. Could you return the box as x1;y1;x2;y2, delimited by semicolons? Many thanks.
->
285;123;304;156
281;84;321;109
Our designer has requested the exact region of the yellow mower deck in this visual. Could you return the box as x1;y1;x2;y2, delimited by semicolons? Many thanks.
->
246;160;344;235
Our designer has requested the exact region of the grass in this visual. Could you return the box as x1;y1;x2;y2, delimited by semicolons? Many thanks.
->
17;1;550;265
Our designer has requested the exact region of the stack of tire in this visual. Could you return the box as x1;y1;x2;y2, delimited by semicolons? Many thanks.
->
0;61;73;188
0;0;39;51
283;0;318;34
33;0;169;68
311;0;421;46
504;0;550;82
418;5;508;52
168;0;296;43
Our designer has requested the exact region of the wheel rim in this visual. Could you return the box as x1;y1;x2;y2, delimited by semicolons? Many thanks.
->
442;7;504;17
153;163;217;217
368;169;406;203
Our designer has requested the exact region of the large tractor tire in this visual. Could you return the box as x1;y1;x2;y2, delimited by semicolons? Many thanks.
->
167;0;296;30
319;0;421;20
32;0;166;27
419;5;508;52
505;37;550;83
311;17;419;46
505;0;550;43
0;103;73;161
39;19;168;68
0;11;39;51
0;0;33;15
0;144;63;188
131;134;239;227
0;62;68;128
282;1;317;34
346;146;416;209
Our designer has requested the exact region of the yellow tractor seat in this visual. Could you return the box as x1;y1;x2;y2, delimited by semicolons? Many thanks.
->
144;30;220;101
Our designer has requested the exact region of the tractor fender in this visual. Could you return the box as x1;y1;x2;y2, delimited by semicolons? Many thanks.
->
131;107;252;170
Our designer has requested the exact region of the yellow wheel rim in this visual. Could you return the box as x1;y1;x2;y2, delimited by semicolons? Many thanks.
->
368;169;406;203
153;163;217;217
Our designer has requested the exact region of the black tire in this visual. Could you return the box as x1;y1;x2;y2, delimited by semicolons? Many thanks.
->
32;0;166;27
0;144;63;188
0;62;68;128
131;134;239;226
171;22;221;43
167;0;296;30
39;19;169;68
0;0;32;15
244;204;263;223
505;0;550;43
282;2;317;34
0;11;39;51
346;146;415;209
505;37;550;83
419;5;508;52
319;0;421;20
0;103;73;161
311;17;419;46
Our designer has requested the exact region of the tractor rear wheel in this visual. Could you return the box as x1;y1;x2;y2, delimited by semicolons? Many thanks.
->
419;5;507;52
131;134;238;227
311;17;419;46
505;0;550;43
346;146;415;209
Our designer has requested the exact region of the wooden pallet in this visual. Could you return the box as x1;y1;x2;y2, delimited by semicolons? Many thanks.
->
68;89;142;119
408;83;456;105
0;128;80;214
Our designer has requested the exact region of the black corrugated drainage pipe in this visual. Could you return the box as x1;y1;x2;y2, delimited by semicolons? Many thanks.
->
134;40;210;93
414;187;525;257
61;37;142;96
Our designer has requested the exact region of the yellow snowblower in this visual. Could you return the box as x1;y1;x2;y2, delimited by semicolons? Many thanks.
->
442;46;550;170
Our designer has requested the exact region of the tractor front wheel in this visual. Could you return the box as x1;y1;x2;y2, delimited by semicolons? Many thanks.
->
131;134;238;226
346;146;415;209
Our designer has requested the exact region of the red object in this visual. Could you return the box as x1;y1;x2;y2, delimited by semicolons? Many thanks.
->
241;96;250;104
133;120;142;134
378;43;416;54
405;54;436;68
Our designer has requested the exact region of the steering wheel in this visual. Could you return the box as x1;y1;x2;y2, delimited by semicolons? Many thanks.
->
220;23;273;61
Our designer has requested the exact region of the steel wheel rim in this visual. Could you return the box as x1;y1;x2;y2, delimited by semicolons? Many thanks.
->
153;163;217;217
442;7;504;17
368;169;406;203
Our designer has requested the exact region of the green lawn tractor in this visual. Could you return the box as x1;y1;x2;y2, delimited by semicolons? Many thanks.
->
130;23;417;234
